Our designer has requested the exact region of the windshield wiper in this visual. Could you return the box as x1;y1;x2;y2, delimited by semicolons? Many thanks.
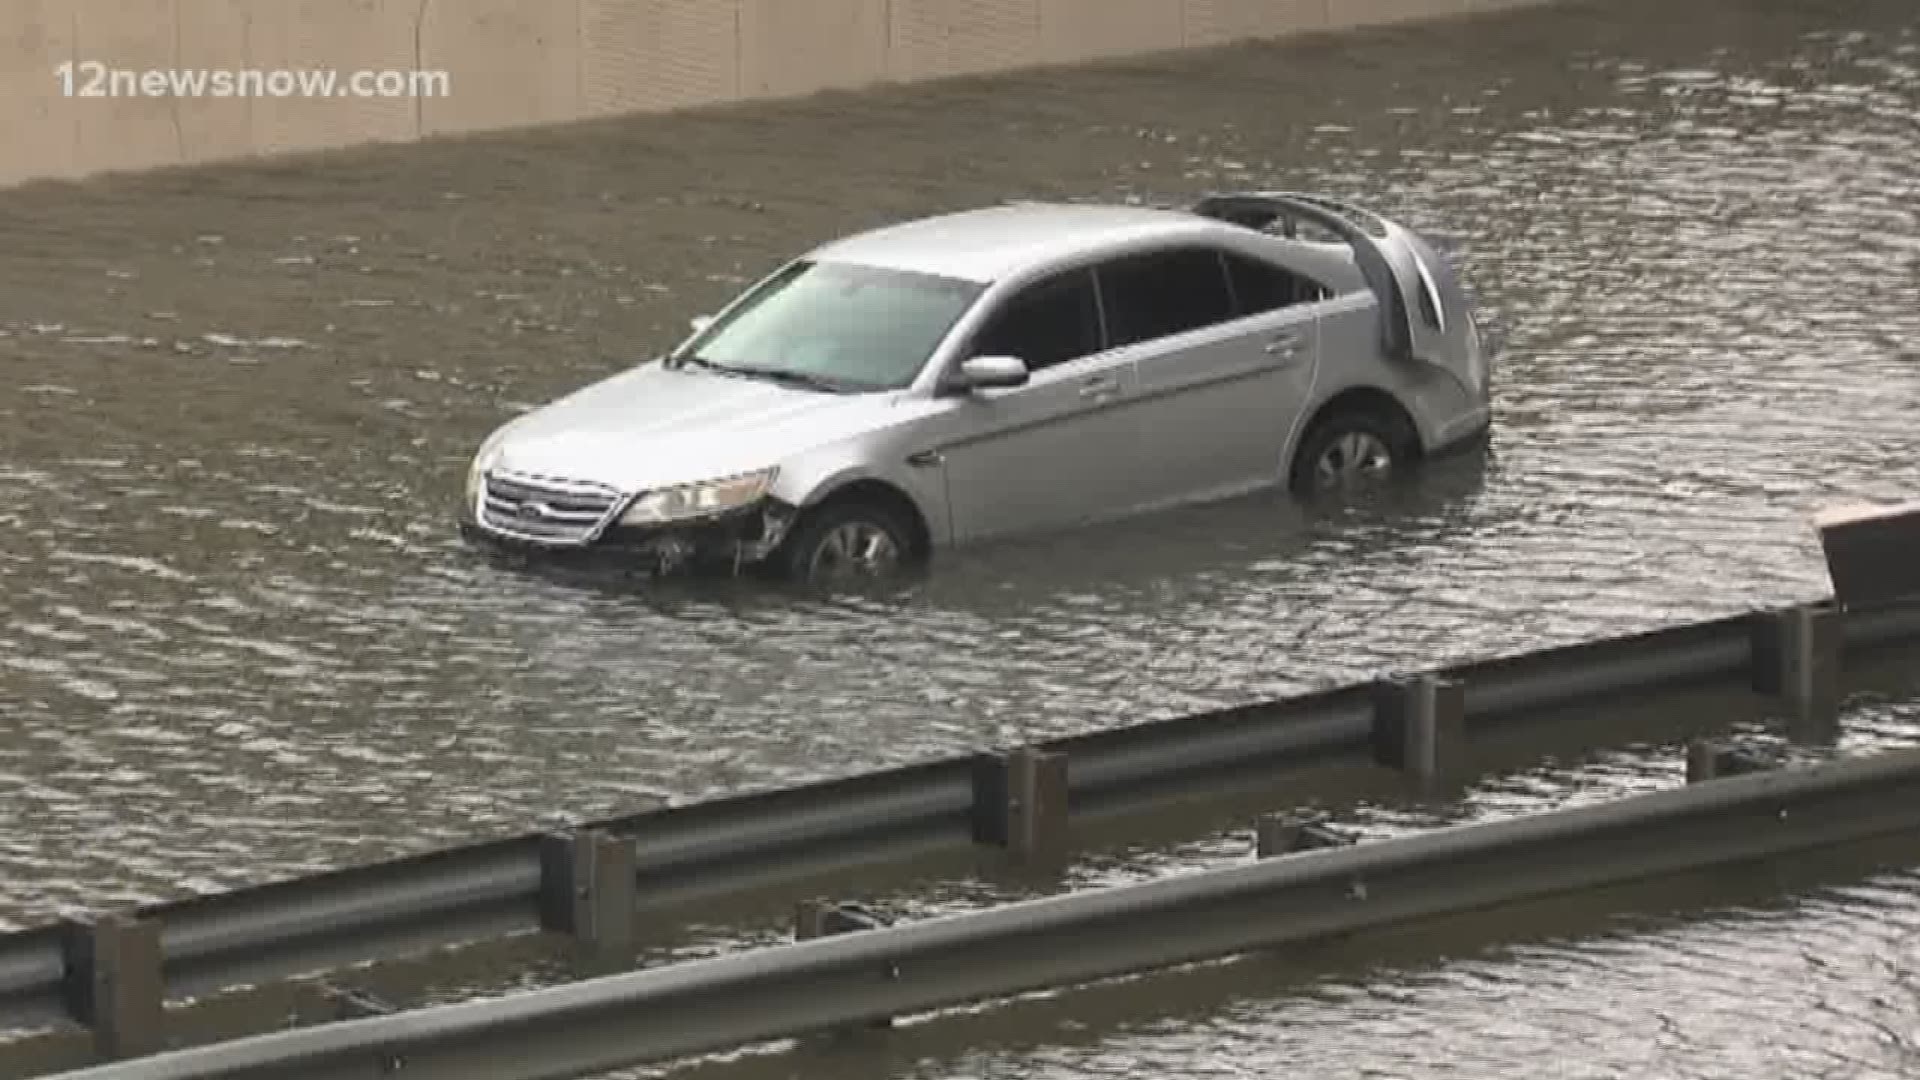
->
719;365;857;394
675;354;858;393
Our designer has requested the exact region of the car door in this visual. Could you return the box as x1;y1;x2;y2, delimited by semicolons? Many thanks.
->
931;267;1142;545
1191;192;1486;396
1095;246;1325;511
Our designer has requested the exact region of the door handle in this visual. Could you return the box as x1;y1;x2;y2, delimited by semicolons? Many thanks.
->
1079;376;1118;399
1265;332;1305;358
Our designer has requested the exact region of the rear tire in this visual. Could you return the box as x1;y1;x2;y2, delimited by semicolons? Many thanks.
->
773;497;916;586
1289;405;1419;497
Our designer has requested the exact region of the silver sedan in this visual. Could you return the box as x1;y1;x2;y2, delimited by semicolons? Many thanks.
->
462;192;1493;584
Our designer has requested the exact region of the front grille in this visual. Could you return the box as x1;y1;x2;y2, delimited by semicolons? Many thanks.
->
477;470;624;545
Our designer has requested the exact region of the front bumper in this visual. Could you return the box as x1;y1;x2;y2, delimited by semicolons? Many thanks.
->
462;499;798;574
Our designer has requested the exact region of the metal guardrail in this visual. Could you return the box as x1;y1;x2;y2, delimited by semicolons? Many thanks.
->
3;597;1918;1038
43;740;1920;1080
4;503;1916;1065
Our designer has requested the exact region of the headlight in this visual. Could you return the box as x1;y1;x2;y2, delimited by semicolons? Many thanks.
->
621;467;777;526
465;428;511;507
465;454;492;507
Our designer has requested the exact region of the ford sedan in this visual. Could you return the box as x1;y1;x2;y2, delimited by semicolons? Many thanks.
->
462;192;1493;584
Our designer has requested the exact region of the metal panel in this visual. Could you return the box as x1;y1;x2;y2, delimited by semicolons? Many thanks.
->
155;837;540;970
1043;685;1376;800
0;926;67;1026
1845;598;1920;651
600;759;978;904
45;747;1920;1080
1817;501;1920;611
1455;612;1755;721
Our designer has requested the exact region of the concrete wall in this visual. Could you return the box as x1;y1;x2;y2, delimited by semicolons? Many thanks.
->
0;0;1554;189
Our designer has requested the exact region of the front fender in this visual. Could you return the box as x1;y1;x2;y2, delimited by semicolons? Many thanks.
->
769;452;952;548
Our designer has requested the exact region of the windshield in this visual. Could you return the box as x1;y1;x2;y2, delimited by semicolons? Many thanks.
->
676;260;985;391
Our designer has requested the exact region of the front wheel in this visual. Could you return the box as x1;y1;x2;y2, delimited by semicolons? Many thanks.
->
1289;408;1418;497
772;498;916;586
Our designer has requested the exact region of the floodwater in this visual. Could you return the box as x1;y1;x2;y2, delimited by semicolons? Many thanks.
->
2;0;1920;1072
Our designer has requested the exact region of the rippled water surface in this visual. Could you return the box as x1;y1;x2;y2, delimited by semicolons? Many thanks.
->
3;0;1920;1070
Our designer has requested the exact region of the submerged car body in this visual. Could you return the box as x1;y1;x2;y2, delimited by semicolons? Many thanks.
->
462;192;1493;582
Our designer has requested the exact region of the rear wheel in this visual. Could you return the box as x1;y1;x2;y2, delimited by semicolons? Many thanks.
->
1289;405;1419;497
773;498;915;586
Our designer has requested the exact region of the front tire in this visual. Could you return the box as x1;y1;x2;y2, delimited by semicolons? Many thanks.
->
1289;406;1418;497
773;498;916;586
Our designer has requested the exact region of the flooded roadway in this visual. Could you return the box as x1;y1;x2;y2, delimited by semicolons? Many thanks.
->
3;0;1920;1072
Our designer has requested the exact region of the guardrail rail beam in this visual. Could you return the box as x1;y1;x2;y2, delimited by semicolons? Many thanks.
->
60;912;164;1062
538;829;637;953
794;901;892;1033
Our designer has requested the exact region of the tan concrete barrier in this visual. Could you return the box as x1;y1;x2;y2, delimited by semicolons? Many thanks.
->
739;0;889;99
417;0;581;136
0;0;1558;190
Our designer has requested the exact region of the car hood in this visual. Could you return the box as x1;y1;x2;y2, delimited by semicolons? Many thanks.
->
488;361;904;492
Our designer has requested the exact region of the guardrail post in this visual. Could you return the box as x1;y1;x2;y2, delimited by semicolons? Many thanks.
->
971;747;1068;861
538;828;637;952
60;911;164;1061
1749;601;1842;744
795;901;892;1033
1371;674;1465;787
1255;813;1355;857
1685;739;1776;784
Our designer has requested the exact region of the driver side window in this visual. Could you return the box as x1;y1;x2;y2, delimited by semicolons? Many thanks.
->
967;269;1102;374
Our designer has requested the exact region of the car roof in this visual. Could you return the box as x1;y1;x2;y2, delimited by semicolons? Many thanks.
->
807;203;1232;284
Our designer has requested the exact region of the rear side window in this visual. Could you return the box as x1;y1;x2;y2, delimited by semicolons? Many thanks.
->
1097;248;1235;349
968;268;1102;372
1224;252;1330;315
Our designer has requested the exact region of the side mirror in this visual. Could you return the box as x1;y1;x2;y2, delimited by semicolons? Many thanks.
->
955;355;1030;392
689;314;716;334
